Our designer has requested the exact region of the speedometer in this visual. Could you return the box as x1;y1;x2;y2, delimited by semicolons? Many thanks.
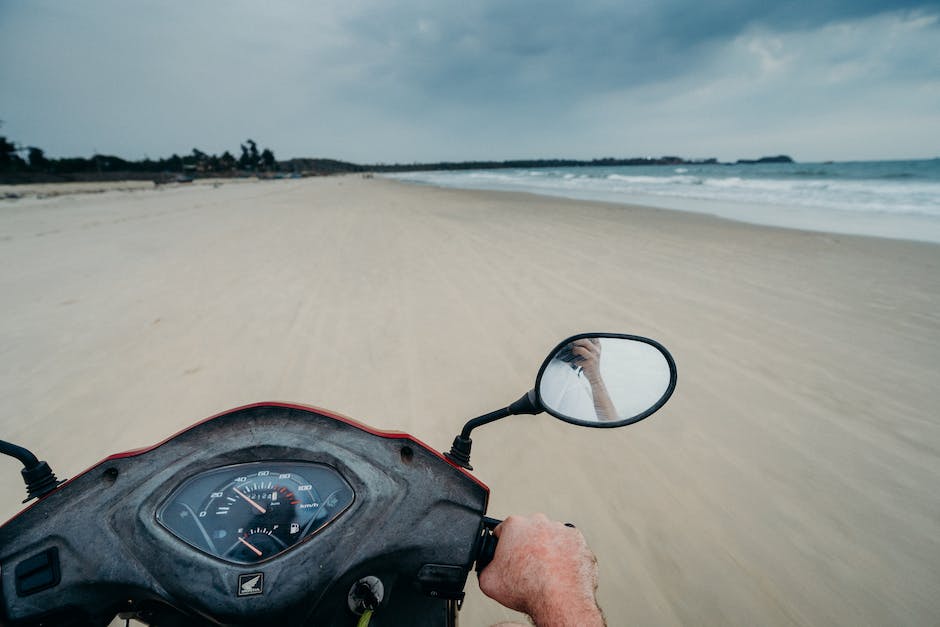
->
157;462;354;564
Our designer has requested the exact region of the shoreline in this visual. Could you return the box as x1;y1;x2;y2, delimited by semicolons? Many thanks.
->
382;175;940;248
384;168;940;245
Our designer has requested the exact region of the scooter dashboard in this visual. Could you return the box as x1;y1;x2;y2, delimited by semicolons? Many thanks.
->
157;461;354;564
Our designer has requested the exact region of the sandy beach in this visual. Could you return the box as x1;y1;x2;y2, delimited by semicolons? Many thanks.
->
1;176;938;625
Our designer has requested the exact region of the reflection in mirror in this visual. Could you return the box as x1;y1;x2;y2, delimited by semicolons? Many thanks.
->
538;336;672;424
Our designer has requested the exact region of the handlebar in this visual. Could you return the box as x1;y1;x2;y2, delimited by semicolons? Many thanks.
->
475;516;502;573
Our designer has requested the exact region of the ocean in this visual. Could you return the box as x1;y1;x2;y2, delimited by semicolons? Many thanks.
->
386;159;940;244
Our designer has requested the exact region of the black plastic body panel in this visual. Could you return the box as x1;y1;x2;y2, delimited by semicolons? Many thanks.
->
0;404;489;626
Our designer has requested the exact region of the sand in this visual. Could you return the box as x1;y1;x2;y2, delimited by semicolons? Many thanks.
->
1;176;938;625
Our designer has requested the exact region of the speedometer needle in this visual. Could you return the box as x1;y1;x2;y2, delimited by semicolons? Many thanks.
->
238;536;263;557
233;487;266;514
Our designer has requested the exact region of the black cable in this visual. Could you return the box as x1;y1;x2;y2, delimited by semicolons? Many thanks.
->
0;440;40;467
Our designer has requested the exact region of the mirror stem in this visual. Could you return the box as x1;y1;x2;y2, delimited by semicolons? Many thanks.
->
445;391;541;470
460;390;539;438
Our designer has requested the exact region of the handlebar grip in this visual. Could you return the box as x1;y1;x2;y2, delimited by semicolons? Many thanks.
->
475;516;502;573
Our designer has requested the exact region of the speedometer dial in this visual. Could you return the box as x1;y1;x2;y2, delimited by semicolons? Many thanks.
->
203;471;322;562
157;462;354;564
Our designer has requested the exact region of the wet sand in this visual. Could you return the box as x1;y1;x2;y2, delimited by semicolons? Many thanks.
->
1;176;938;625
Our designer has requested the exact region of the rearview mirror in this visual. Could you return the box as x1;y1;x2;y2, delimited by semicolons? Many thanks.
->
535;333;677;427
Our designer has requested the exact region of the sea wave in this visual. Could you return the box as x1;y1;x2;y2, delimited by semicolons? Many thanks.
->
386;160;940;236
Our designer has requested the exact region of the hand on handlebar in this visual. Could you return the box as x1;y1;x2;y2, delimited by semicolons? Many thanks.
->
477;513;605;627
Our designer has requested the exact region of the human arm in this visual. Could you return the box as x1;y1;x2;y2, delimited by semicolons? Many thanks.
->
477;514;606;627
570;339;619;422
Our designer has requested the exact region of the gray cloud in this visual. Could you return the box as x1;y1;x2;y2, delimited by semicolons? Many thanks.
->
340;0;938;94
1;0;938;162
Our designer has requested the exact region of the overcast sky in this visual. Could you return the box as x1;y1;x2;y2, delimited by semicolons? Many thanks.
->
1;0;938;163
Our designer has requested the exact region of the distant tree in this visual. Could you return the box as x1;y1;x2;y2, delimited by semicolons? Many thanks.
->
93;154;131;172
0;136;27;171
0;136;17;166
190;148;210;172
260;148;275;171
50;156;93;173
238;139;261;171
28;147;48;170
220;150;236;171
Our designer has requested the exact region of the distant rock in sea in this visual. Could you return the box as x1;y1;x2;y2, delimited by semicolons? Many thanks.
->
735;155;794;164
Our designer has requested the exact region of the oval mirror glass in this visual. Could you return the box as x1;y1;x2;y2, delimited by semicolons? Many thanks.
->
536;333;676;427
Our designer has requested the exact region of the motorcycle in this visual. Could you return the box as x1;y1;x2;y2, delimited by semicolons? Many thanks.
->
0;332;676;626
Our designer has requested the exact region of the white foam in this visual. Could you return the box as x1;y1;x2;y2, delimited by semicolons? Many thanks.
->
386;166;940;243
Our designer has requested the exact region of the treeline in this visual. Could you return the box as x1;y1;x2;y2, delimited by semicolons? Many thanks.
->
1;127;792;185
0;135;285;183
370;156;720;172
